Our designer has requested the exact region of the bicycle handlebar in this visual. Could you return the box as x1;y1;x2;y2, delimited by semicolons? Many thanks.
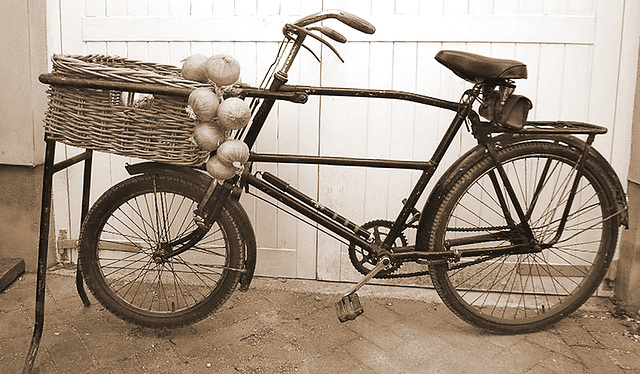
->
294;10;376;35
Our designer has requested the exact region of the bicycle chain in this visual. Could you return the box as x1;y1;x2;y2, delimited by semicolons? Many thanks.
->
356;223;503;279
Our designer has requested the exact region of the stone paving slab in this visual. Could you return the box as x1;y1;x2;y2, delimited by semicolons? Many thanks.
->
1;271;639;373
0;258;24;292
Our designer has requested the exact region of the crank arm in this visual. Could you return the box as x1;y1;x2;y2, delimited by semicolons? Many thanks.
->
344;256;391;297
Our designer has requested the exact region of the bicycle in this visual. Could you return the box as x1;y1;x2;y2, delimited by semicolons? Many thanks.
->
54;10;628;334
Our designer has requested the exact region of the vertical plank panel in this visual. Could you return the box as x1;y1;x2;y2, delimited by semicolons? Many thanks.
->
364;42;392;221
468;0;493;14
543;0;566;15
148;0;170;16
127;41;149;60
212;0;234;16
257;0;280;16
514;43;541;118
280;0;302;16
371;0;394;14
191;0;213;16
105;0;126;16
317;38;368;280
535;44;565;120
148;41;171;64
85;0;106;16
337;42;370;281
414;41;446;213
169;0;189;16
190;41;213;56
414;42;444;162
386;42;418;217
300;0;323;15
518;0;543;14
168;41;191;66
106;41;127;56
568;0;595;15
493;0;518;14
560;45;591;120
247;35;283;276
253;41;279;252
443;0;467;14
127;0;148;16
234;0;257;16
588;0;624;161
418;0;443;14
60;0;85;53
437;41;467;172
395;0;419;14
295;47;321;278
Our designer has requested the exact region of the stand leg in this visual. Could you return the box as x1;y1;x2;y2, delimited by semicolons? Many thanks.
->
76;150;92;307
23;139;56;373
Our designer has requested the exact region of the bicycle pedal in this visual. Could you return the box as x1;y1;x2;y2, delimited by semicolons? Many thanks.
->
335;293;364;322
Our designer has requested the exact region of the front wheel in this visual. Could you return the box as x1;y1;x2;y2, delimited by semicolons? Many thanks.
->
78;173;244;328
426;141;620;334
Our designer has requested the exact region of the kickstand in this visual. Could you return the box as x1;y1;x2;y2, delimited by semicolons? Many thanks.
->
335;256;390;322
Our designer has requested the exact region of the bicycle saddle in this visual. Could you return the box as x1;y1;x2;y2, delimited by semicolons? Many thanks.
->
435;50;527;82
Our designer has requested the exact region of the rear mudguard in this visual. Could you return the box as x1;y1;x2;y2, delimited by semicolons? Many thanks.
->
125;162;256;292
415;134;628;251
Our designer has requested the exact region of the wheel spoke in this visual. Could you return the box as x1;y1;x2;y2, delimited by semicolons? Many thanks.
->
429;142;618;333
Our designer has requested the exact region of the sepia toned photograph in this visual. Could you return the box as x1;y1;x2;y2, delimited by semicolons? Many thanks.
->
1;1;639;373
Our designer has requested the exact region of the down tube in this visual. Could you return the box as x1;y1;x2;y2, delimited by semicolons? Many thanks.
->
246;173;371;250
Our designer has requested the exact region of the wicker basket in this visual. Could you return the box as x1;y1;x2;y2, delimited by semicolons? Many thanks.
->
43;55;209;166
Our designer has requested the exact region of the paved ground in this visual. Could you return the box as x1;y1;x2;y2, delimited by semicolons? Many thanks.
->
2;268;640;373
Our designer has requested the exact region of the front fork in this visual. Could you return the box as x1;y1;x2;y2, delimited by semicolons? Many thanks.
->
156;178;237;261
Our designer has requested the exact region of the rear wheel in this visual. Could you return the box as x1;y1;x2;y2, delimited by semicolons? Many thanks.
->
426;141;619;333
79;173;244;328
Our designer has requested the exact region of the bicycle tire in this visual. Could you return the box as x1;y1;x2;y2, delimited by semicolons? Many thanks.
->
425;141;619;334
78;173;244;328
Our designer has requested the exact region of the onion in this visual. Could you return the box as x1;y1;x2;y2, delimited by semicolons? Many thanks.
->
193;121;227;151
216;139;250;168
217;97;251;130
205;54;241;86
188;88;220;121
206;155;237;181
181;54;209;83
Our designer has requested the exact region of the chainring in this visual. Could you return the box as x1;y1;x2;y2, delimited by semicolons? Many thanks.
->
348;220;407;277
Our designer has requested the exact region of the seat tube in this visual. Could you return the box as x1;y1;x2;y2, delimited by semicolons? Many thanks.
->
382;87;479;248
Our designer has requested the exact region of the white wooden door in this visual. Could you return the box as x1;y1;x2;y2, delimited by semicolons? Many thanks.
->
48;0;639;282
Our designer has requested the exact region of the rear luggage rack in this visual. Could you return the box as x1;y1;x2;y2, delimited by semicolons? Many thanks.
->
484;120;608;135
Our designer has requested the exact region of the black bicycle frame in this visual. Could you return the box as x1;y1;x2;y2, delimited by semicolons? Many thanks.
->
233;73;482;260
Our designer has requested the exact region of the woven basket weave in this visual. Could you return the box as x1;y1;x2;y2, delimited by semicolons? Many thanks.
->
43;55;209;166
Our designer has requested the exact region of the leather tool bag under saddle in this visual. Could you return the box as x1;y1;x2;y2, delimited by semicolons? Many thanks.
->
435;50;533;130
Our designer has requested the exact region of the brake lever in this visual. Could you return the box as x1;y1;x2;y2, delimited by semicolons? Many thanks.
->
301;43;321;63
308;26;347;44
285;24;344;63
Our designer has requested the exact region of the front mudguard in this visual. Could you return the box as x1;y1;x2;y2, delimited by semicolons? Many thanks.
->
415;133;628;251
125;162;256;292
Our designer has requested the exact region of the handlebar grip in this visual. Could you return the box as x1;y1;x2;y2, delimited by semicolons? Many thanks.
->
335;10;376;35
295;9;376;35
